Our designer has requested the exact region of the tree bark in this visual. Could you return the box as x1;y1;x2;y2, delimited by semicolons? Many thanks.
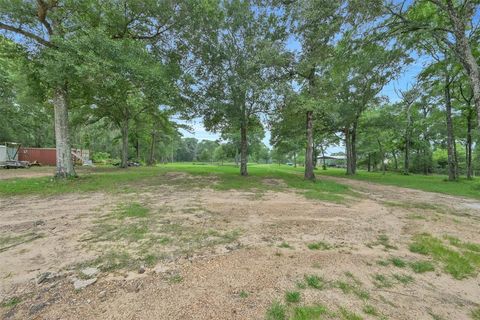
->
293;152;297;168
135;137;140;160
445;74;458;181
351;121;358;174
240;122;248;176
466;108;473;179
377;138;386;175
345;128;354;175
392;150;398;171
120;120;129;168
53;87;75;178
147;131;156;166
423;147;429;175
404;103;412;175
304;110;315;181
367;154;371;172
448;12;480;133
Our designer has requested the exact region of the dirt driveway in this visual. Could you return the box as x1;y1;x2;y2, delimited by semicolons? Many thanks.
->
1;173;479;320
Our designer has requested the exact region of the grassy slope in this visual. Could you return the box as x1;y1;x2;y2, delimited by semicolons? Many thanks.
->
0;164;351;202
311;167;480;200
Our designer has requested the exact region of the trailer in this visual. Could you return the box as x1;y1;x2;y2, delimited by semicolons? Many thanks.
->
0;142;30;169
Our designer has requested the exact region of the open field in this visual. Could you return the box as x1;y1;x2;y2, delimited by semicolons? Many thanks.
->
1;165;480;319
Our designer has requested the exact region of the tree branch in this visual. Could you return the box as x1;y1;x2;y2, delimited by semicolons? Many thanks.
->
0;22;53;47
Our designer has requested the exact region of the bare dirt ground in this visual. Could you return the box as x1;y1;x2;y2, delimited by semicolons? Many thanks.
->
0;167;99;180
1;172;479;320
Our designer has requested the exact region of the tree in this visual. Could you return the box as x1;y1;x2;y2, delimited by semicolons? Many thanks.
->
189;0;288;176
396;86;421;175
327;36;406;175
213;145;227;165
1;0;192;175
1;1;80;177
456;79;477;179
285;0;345;180
386;0;480;137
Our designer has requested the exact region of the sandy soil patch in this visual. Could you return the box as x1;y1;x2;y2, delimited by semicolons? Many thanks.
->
1;174;479;319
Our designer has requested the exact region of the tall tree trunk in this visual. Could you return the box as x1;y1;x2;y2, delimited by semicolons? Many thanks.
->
423;147;429;175
351;121;358;174
445;74;458;181
53;87;75;178
304;111;315;180
135;138;140;160
345;128;354;175
391;150;397;171
451;22;480;134
240;122;248;176
367;154;371;172
120;120;129;168
404;105;412;175
466;109;473;179
147;131;156;166
377;138;386;175
293;152;297;168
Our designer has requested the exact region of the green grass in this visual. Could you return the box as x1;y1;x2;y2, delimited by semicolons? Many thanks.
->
376;259;390;266
339;307;363;320
0;164;352;203
278;242;294;249
471;307;480;320
362;305;377;316
389;257;407;268
291;305;329;320
304;275;326;289
368;235;398;251
168;274;183;284
0;296;21;308
410;261;435;273
372;274;393;288
81;200;241;273
266;301;286;320
392;273;414;285
295;280;307;289
307;241;331;250
409;233;480;279
315;167;480;200
334;280;370;300
239;291;249;298
285;291;301;303
116;202;149;218
444;235;480;253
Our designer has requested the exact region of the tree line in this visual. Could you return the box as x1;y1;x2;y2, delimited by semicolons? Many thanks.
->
1;1;479;181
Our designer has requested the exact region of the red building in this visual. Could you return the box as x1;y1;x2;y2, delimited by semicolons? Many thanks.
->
18;148;90;166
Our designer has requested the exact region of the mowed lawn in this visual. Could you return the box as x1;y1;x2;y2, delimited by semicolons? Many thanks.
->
313;167;480;200
1;164;480;201
0;164;351;203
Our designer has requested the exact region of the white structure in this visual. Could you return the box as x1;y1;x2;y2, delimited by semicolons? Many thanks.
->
0;143;19;165
317;155;347;168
